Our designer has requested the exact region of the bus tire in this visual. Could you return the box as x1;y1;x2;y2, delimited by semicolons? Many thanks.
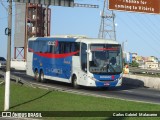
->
34;69;40;82
39;70;46;83
72;75;79;89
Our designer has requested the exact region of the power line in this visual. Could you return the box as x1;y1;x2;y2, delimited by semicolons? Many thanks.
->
144;14;160;37
133;14;160;46
0;4;26;20
128;13;160;54
143;15;160;45
116;14;160;55
0;0;8;11
0;16;8;20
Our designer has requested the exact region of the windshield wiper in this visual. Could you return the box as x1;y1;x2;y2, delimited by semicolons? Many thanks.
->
108;64;116;72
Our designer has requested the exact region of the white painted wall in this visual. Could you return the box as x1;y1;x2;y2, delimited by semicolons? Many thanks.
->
11;59;26;70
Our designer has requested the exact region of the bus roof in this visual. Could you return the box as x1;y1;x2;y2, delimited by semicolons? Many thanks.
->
28;37;77;42
28;37;119;45
77;38;119;44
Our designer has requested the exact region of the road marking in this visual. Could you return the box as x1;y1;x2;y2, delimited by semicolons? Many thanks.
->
123;90;133;93
13;72;25;74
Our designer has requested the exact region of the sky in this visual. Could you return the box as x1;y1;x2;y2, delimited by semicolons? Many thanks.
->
1;0;160;59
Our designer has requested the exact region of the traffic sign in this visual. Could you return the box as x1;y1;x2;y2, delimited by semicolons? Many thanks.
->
14;0;74;7
108;0;160;14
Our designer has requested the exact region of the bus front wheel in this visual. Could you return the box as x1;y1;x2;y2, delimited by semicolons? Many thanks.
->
72;75;79;89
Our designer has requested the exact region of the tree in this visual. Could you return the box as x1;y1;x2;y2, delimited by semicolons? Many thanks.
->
131;60;139;67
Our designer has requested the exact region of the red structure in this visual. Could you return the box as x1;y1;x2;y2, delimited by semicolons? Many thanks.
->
26;3;51;37
14;3;51;60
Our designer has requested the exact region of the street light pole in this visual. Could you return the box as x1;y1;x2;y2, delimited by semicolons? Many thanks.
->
122;40;127;52
4;0;12;111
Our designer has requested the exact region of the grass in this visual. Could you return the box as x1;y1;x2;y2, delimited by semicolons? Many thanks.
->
0;78;160;120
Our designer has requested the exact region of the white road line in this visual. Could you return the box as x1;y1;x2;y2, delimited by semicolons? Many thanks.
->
123;90;134;93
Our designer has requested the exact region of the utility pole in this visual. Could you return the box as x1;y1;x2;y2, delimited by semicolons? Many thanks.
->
45;5;49;36
122;40;127;52
98;0;116;40
4;0;12;111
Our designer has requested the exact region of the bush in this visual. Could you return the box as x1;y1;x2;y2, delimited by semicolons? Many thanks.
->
131;60;139;67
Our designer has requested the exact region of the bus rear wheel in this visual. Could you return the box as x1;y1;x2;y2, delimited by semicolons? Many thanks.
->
72;75;79;89
34;70;40;82
39;70;46;83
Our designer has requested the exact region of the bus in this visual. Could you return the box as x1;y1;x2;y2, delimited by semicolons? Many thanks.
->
26;35;123;88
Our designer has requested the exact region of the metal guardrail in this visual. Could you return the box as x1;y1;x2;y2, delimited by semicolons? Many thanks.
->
129;67;160;74
0;70;35;88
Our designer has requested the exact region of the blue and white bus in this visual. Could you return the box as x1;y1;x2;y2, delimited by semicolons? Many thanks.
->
26;35;123;88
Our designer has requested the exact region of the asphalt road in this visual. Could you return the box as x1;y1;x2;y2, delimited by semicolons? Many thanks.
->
5;70;160;104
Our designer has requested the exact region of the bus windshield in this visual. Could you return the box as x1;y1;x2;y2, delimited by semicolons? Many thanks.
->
89;44;122;74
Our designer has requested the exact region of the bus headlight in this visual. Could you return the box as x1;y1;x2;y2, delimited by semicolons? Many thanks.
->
88;76;96;81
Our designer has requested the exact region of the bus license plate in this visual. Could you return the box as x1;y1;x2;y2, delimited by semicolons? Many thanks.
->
104;82;110;86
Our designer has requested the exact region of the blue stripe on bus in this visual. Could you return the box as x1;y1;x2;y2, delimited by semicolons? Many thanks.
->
93;74;120;87
95;80;118;87
93;74;120;80
33;54;72;79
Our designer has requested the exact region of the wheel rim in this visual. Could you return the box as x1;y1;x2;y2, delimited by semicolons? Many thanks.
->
73;76;78;88
35;70;39;81
41;72;44;82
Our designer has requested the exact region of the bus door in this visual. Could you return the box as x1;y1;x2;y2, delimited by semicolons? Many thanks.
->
78;43;88;85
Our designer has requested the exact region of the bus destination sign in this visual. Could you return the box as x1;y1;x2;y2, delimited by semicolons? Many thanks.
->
108;0;160;14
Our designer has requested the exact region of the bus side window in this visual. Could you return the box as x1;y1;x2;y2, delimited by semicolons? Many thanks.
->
70;42;79;56
59;42;64;54
65;43;70;53
75;43;80;56
28;41;33;52
71;43;75;52
49;45;57;53
34;41;39;52
34;41;45;53
41;41;48;53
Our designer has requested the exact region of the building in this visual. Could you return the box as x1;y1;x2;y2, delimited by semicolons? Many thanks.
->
130;53;159;69
131;53;138;61
144;56;158;69
145;61;159;69
123;52;132;64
